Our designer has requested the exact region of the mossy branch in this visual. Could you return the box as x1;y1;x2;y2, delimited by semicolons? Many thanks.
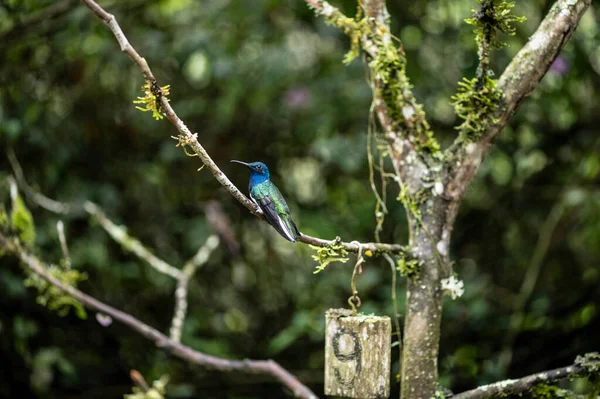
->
444;0;590;203
453;353;600;399
467;0;526;87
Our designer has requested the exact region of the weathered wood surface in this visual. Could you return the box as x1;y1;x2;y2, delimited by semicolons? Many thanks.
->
325;309;391;398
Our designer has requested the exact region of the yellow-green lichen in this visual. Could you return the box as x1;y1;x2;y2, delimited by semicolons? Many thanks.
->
133;81;171;120
310;243;349;274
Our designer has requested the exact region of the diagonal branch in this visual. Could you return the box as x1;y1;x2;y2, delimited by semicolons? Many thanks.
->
446;0;591;202
74;0;409;257
0;232;318;399
453;354;600;399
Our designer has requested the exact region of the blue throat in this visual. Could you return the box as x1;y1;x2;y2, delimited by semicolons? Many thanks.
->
249;172;270;188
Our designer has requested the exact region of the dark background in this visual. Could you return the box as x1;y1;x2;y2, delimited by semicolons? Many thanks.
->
0;0;599;397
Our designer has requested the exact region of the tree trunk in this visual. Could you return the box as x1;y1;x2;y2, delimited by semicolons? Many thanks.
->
401;197;452;399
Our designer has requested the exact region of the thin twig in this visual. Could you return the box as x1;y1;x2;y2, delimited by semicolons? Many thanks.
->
56;220;71;269
0;232;318;399
170;235;220;343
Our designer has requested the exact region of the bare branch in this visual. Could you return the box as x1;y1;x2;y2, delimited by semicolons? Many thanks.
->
453;355;600;399
170;235;220;343
446;0;591;201
0;232;318;399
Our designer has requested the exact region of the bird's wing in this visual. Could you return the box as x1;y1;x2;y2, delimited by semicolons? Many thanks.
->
251;192;299;242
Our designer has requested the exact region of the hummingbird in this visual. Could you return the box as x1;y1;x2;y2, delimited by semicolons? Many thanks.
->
231;160;300;242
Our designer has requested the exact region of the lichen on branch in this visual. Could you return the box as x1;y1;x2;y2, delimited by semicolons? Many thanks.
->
310;242;349;273
133;81;171;120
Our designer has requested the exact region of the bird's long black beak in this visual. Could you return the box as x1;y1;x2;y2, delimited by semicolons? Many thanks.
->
230;160;249;167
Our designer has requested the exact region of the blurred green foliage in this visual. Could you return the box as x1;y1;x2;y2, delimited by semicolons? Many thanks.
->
0;0;599;398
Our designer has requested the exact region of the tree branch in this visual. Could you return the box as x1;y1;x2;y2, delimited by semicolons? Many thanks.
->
298;233;410;255
0;232;318;399
169;235;220;343
73;0;407;257
446;0;591;201
453;354;600;399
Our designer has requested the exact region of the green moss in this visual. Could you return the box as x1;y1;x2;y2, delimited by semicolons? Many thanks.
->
310;242;349;274
11;194;35;247
396;252;420;278
466;0;526;50
397;184;428;221
531;384;575;399
371;42;440;155
24;266;88;319
451;75;502;140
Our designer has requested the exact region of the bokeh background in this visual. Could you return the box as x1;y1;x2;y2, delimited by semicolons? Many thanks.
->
1;0;599;397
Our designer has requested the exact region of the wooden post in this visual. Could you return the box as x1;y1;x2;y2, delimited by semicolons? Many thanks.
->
325;309;391;398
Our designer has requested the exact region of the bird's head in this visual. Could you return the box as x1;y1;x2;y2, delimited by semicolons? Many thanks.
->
231;160;270;178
